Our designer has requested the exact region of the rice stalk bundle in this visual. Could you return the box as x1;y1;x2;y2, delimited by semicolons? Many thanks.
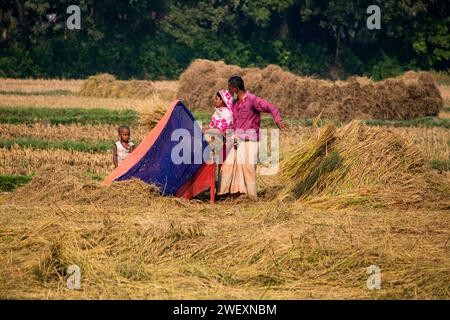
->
281;124;336;182
138;106;167;130
280;121;449;208
79;74;154;99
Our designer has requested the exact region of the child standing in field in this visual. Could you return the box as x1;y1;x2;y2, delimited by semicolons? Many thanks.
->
113;125;135;168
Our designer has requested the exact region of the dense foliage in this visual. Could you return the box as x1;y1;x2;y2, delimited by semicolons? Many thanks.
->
1;0;448;80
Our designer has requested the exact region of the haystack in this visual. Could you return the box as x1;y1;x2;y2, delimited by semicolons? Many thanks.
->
8;166;160;206
279;121;450;208
79;73;154;99
177;59;443;120
138;105;167;130
137;95;168;130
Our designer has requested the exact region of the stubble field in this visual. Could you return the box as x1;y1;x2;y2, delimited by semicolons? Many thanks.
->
0;77;449;299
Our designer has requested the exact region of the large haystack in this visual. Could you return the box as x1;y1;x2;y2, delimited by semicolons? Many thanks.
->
278;121;450;208
79;73;154;99
177;59;443;120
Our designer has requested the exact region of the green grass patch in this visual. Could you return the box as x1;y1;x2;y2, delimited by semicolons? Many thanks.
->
429;159;450;172
0;172;108;192
85;172;108;181
0;106;138;126
0;175;33;192
193;112;216;124
3;107;433;129
0;90;74;96
443;106;450;112
0;137;115;153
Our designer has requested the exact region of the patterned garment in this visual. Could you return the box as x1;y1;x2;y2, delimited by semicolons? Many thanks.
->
209;89;234;133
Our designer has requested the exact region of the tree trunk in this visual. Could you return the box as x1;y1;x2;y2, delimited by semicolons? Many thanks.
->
334;30;341;66
15;0;27;45
278;15;289;39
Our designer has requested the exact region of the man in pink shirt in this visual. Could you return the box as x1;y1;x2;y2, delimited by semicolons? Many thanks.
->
218;76;289;198
228;76;289;140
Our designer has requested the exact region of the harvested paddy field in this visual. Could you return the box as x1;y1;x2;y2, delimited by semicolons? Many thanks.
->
0;76;449;299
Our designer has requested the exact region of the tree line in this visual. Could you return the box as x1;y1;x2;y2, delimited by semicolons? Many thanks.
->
1;0;449;80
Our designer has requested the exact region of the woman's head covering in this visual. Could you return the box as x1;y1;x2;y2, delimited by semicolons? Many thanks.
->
210;89;234;133
218;89;234;112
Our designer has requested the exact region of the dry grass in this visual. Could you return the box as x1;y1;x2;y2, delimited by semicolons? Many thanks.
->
0;92;175;110
0;78;84;93
438;85;450;105
0;78;178;95
390;127;450;162
432;70;450;85
280;126;449;163
0;93;174;111
278;122;450;209
0;146;111;175
0;124;448;184
79;74;155;99
151;80;178;94
0;124;148;144
0;77;176;111
5;166;160;206
138;96;169;130
0;78;449;300
0;183;448;299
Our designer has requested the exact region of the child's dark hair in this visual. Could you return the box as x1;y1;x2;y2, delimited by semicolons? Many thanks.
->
228;76;245;90
216;92;224;101
118;125;130;134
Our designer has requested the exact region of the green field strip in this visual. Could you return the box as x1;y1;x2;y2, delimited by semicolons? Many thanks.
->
0;106;138;126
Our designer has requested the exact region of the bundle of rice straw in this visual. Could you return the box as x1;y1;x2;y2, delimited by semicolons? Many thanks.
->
79;73;154;99
137;95;168;130
177;59;443;120
8;166;160;206
138;106;167;130
279;121;449;208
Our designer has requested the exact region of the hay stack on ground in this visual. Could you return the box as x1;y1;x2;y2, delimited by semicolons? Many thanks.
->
137;94;169;130
177;59;443;120
279;121;450;208
139;106;167;130
7;166;160;206
79;73;154;99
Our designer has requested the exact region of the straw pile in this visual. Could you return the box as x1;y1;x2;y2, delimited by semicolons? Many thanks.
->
79;74;154;99
137;94;168;130
7;166;160;206
279;121;450;208
2;176;449;299
139;106;166;130
177;59;443;120
2;141;449;299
